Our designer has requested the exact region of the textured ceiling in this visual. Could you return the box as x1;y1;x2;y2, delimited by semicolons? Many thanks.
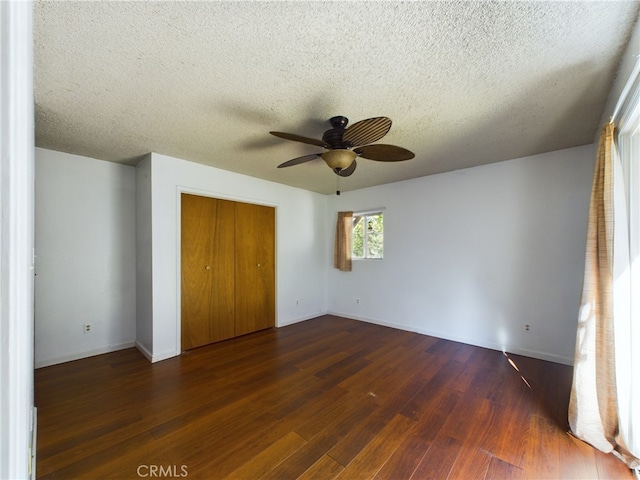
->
34;1;640;194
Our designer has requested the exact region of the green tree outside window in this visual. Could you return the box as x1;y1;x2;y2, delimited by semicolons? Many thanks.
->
353;213;383;259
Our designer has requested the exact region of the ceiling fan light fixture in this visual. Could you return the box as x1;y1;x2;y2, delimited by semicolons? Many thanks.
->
321;149;357;170
270;116;414;178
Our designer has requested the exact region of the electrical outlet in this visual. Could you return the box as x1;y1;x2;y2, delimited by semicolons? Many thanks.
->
295;300;299;306
356;298;360;304
84;323;92;334
524;324;531;333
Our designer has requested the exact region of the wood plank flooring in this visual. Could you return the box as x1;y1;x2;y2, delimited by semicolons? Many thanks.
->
35;315;633;479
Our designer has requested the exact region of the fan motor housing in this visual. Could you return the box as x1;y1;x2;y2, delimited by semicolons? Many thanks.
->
322;129;345;148
322;116;349;148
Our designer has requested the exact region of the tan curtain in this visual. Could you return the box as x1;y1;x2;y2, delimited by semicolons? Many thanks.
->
569;123;639;468
334;211;353;272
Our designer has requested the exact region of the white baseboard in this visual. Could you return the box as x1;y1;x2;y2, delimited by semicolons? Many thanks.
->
35;341;136;368
134;341;179;363
277;312;327;328
135;341;153;362
327;310;574;366
152;349;180;363
36;314;573;367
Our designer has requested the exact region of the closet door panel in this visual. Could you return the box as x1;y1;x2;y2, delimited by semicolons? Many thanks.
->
181;194;215;350
235;202;275;336
208;198;236;342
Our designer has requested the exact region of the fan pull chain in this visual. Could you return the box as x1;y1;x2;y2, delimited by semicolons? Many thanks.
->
336;175;341;195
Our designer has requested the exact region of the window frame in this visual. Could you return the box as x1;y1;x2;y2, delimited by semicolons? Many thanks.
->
615;69;640;326
612;63;640;463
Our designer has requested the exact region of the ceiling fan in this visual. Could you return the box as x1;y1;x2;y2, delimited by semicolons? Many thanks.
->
270;116;415;177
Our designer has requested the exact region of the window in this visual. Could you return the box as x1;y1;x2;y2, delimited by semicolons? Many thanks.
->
616;75;640;352
352;211;383;259
610;66;640;464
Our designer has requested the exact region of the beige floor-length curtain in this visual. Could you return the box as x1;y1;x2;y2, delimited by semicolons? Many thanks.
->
569;123;639;468
334;211;353;271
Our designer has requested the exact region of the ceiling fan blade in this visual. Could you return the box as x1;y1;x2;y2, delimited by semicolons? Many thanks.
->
277;153;321;168
335;159;357;177
355;144;415;161
342;117;392;147
270;131;328;148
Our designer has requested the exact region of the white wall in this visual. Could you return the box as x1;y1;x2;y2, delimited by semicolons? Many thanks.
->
327;145;594;365
35;149;137;367
138;153;328;362
135;155;153;357
35;144;595;366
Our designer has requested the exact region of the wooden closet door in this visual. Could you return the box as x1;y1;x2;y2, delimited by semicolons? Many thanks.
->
234;202;275;336
181;194;236;350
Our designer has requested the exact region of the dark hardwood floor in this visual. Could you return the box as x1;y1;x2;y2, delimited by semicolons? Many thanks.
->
35;315;632;479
